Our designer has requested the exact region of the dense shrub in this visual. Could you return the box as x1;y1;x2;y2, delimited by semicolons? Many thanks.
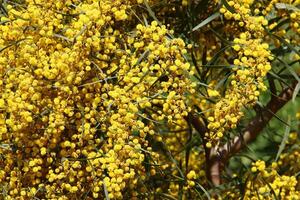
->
0;0;299;199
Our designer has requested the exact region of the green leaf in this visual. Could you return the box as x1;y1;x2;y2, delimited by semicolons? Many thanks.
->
268;71;285;81
196;81;211;88
144;0;160;25
275;117;290;161
215;71;233;90
266;28;300;57
160;193;179;200
265;180;279;200
270;18;290;33
268;71;290;86
268;109;291;127
135;50;150;66
208;27;232;45
275;3;300;12
292;82;300;102
192;12;220;32
103;182;110;200
207;45;232;66
0;38;28;53
196;182;211;200
0;1;8;17
257;101;291;127
275;56;300;80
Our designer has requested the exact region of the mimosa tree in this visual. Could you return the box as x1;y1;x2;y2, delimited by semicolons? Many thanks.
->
0;0;299;199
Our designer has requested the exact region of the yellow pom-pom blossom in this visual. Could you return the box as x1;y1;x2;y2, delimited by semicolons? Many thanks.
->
205;0;274;144
244;160;300;199
0;0;195;199
225;129;300;199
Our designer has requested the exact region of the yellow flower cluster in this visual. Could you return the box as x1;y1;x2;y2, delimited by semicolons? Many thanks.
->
265;0;300;47
244;160;300;199
0;0;299;198
131;115;207;198
276;131;300;177
0;0;195;199
221;130;300;199
159;119;206;197
206;0;273;145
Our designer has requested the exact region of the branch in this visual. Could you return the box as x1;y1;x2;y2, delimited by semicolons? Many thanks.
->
188;112;224;185
267;73;277;100
189;82;297;186
188;114;209;158
218;82;296;163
